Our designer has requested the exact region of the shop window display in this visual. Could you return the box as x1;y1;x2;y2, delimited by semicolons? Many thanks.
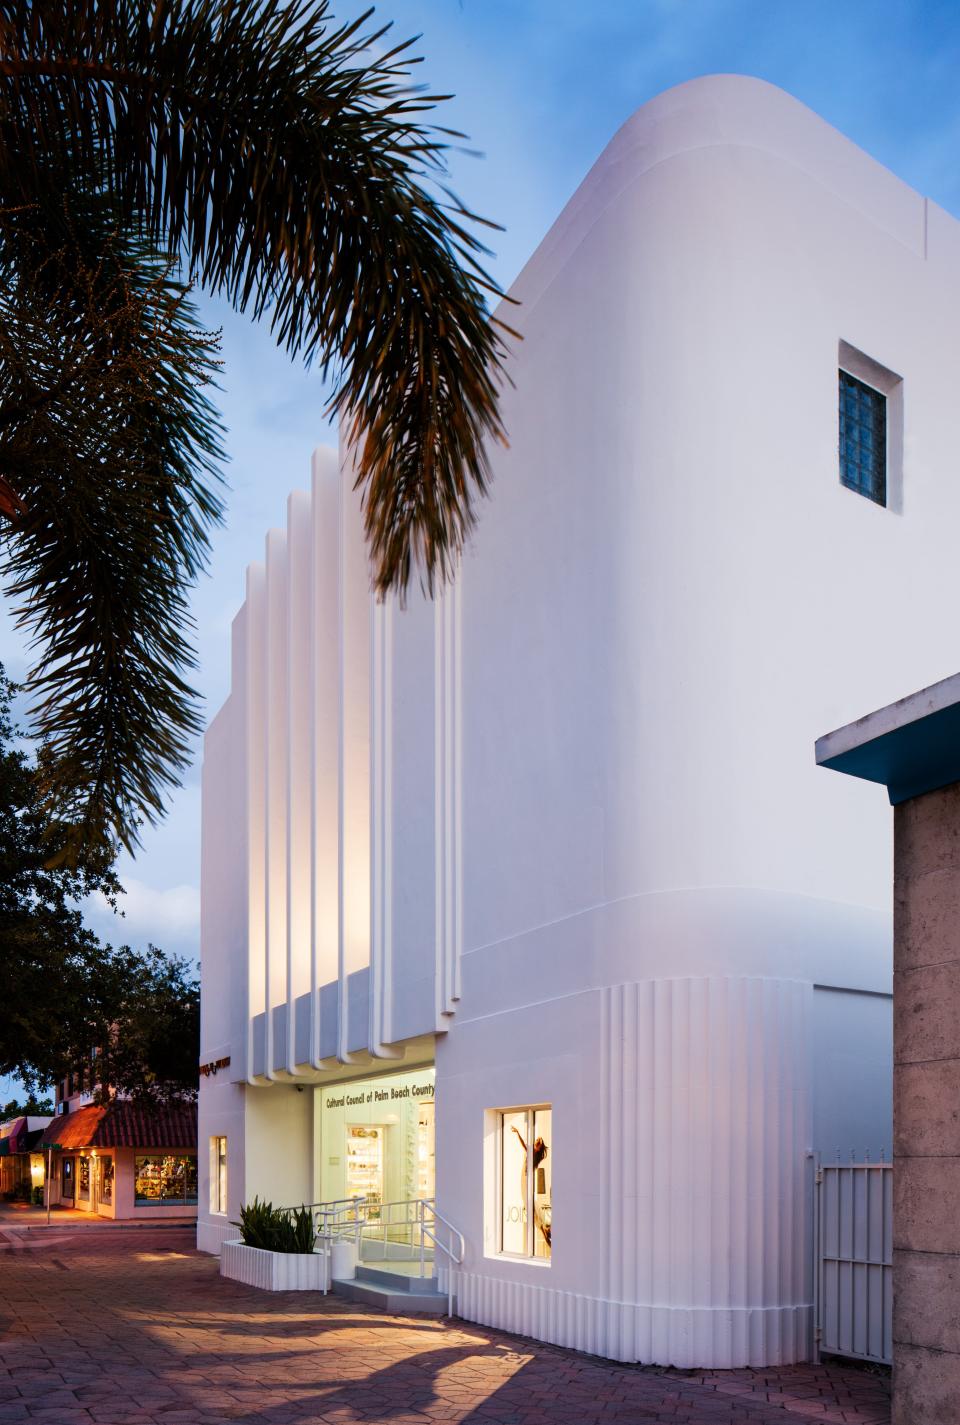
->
134;1154;198;1205
100;1156;114;1204
498;1107;552;1260
78;1155;90;1201
346;1125;383;1215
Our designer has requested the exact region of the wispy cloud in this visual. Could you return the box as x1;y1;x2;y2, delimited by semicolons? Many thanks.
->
89;877;200;957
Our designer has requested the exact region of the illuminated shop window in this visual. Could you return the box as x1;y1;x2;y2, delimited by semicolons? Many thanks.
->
345;1125;383;1217
134;1154;198;1206
209;1136;228;1214
498;1107;552;1260
417;1101;435;1200
78;1155;90;1202
100;1157;114;1204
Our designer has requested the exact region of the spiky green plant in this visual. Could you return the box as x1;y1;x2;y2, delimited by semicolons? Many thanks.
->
235;1197;283;1251
0;0;509;859
235;1197;316;1254
288;1203;317;1254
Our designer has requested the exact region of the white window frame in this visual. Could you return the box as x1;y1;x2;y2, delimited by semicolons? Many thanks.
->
491;1105;552;1263
209;1135;228;1215
838;340;904;513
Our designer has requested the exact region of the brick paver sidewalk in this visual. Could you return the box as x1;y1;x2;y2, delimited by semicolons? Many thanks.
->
0;1226;890;1424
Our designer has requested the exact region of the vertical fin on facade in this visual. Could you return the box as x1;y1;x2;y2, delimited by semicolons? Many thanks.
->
310;448;341;1067
285;488;313;1076
337;442;373;1062
233;444;460;1078
370;597;403;1058
264;528;289;1080
243;562;267;1084
435;579;463;1022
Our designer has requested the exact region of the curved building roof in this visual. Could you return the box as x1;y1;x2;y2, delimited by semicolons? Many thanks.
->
508;73;932;317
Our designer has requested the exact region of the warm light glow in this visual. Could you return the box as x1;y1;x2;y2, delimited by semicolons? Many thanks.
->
29;1154;44;1186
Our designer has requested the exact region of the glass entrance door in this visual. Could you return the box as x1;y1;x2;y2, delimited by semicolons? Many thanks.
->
417;1101;435;1200
99;1156;114;1212
319;1066;436;1210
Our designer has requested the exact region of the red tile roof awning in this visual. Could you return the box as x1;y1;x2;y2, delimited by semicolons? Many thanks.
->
94;1102;196;1149
40;1106;105;1149
40;1102;197;1151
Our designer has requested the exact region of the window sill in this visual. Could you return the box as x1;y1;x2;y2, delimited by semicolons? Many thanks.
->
484;1252;552;1269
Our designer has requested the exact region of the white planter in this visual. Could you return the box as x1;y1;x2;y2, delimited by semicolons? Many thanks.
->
330;1238;357;1281
220;1240;329;1292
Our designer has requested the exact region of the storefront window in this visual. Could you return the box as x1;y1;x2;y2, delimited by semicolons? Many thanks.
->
209;1136;228;1214
498;1107;552;1260
100;1157;114;1204
78;1155;90;1201
134;1155;198;1205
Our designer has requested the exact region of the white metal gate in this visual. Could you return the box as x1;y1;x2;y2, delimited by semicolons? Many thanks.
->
814;1158;892;1365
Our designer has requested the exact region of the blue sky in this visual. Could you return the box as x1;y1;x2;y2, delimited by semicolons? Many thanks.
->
4;0;960;1099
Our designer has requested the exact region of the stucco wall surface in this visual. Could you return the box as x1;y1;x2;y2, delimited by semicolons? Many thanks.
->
192;73;960;1363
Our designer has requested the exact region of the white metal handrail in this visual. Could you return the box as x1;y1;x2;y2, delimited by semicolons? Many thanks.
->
418;1200;465;1318
277;1196;368;1294
281;1195;464;1314
354;1197;464;1316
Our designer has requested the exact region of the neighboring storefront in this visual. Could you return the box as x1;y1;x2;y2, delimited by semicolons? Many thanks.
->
40;1102;198;1221
0;1117;50;1204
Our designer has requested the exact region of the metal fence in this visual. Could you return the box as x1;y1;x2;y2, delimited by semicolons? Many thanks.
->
813;1157;892;1365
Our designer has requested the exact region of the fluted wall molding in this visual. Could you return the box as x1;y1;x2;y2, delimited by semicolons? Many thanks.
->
447;975;812;1369
220;1240;329;1291
448;1270;809;1369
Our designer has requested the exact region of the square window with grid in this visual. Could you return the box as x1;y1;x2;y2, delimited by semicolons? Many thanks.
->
840;369;886;505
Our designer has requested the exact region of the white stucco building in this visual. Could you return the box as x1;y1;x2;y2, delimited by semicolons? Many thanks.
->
198;74;960;1367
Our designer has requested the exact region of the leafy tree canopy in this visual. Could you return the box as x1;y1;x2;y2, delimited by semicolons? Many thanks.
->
1;1093;53;1117
0;667;198;1102
0;0;509;861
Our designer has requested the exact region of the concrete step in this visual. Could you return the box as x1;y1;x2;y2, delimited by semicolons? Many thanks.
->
331;1275;449;1316
356;1264;434;1291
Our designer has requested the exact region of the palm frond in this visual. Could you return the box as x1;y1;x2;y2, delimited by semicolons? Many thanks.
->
0;0;511;595
0;172;224;860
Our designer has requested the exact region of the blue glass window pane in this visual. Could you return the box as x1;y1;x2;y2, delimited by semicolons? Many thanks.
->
839;370;886;506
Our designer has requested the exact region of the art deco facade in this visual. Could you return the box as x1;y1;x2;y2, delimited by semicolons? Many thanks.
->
198;75;960;1366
